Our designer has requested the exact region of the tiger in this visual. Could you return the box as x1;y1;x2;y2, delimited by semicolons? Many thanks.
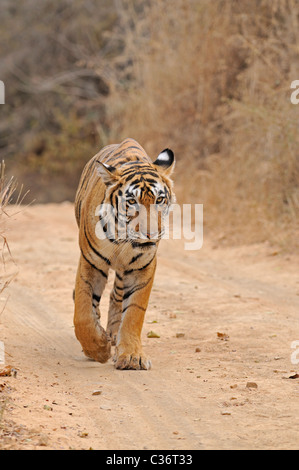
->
73;138;175;370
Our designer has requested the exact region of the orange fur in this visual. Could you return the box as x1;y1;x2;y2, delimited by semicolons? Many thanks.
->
74;138;175;369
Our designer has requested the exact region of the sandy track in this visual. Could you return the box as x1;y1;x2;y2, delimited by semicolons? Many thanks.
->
0;203;298;450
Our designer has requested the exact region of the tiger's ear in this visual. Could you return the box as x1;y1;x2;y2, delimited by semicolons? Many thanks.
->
153;149;175;176
96;162;119;186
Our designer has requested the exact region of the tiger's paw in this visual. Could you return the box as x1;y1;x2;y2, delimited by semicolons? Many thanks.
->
107;325;119;346
113;351;151;370
83;343;111;363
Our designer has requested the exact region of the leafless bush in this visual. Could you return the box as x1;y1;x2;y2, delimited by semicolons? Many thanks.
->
106;0;299;247
1;0;298;247
0;161;24;298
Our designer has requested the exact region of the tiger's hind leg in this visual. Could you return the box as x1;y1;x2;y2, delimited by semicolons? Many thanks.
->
107;271;123;346
74;254;111;363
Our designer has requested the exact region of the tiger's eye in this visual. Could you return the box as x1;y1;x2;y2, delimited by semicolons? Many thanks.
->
127;198;136;205
156;196;164;204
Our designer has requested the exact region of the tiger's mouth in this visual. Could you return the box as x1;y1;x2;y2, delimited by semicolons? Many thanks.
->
130;240;157;249
127;227;165;242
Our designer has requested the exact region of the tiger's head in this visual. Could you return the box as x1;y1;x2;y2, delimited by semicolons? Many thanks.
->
96;149;175;245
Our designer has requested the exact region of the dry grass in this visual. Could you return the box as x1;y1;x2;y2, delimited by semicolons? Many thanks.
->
106;0;299;248
1;0;299;249
0;161;24;298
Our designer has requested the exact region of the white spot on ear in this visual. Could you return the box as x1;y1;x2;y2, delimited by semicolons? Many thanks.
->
153;148;175;174
157;151;170;162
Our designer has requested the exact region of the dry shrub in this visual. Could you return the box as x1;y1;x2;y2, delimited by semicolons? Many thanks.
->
0;0;117;203
1;0;299;248
107;0;299;248
0;161;23;298
13;110;103;203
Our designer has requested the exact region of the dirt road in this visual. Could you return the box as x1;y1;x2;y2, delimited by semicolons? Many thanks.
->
0;203;298;449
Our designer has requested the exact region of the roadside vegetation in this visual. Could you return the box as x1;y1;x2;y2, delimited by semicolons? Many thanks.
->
0;0;298;247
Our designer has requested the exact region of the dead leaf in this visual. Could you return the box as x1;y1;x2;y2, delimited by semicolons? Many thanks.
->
147;331;160;338
0;365;13;376
43;405;53;411
217;332;229;341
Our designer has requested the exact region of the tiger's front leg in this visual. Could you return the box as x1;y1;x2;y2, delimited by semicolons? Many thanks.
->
114;257;156;370
107;272;124;346
74;254;111;363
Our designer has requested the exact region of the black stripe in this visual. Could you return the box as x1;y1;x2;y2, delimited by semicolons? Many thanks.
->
79;273;93;291
129;253;144;264
121;163;152;173
77;200;82;223
111;293;122;303
111;146;145;160
92;293;101;303
131;241;156;248
80;250;108;278
126;145;146;152
124;255;155;275
107;237;120;245
124;171;159;183
123;277;152;301
84;224;111;266
144;178;159;184
114;284;123;293
122;304;146;314
109;318;121;327
115;272;123;281
143;187;155;198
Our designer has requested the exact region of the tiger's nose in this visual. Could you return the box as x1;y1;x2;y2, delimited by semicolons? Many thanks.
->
146;232;159;239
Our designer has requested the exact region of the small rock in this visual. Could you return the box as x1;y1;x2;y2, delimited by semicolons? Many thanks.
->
288;373;299;379
43;405;53;411
217;332;229;341
92;390;102;396
176;333;185;338
246;382;258;389
37;433;49;446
